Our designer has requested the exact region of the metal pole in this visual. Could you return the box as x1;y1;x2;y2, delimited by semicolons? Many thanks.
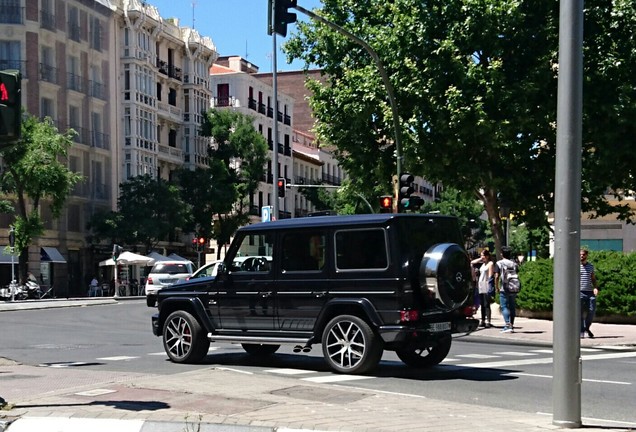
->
271;0;280;219
552;0;583;426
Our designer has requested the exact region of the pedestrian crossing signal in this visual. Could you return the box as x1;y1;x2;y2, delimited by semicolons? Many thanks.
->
379;195;393;213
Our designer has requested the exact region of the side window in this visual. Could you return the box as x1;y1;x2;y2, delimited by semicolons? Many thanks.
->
231;233;274;272
281;231;326;272
335;228;388;270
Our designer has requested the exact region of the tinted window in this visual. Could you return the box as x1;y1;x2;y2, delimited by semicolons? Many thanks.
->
335;228;388;270
281;231;326;272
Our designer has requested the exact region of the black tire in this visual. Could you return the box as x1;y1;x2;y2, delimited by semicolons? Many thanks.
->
163;310;210;363
241;343;280;356
322;315;383;374
396;335;452;368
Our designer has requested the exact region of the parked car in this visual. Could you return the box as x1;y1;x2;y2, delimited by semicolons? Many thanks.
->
148;214;478;374
185;260;223;281
144;260;195;298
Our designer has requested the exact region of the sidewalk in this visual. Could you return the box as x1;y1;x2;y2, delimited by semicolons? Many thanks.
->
1;299;635;432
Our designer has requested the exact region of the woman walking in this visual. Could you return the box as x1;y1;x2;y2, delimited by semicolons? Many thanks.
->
471;250;494;328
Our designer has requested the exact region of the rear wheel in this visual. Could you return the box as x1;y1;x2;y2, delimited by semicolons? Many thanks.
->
395;335;452;368
163;310;209;363
241;343;280;356
322;315;382;374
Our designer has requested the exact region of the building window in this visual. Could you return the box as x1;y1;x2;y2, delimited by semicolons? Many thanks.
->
68;6;80;42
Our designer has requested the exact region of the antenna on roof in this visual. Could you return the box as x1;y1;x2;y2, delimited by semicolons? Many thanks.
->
192;0;197;28
245;40;249;59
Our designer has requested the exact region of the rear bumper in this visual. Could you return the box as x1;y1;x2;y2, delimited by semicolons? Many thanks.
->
379;318;479;343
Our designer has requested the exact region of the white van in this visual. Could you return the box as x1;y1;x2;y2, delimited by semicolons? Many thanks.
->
144;260;195;296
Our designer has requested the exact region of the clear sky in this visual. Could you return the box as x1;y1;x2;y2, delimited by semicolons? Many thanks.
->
147;0;322;73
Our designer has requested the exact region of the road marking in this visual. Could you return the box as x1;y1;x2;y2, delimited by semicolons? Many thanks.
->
214;367;253;374
302;375;374;383
493;351;538;356
455;353;499;359
461;350;636;369
75;389;118;396
265;368;316;375
507;372;631;385
148;352;167;356
96;356;138;361
441;358;460;362
530;349;553;354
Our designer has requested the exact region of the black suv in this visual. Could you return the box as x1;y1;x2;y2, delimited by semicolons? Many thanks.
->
150;214;478;374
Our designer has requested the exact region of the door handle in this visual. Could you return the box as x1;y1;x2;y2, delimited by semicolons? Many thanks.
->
260;291;272;298
313;291;327;298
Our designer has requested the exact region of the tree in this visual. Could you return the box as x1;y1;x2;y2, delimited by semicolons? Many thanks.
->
0;114;82;282
286;0;636;258
197;109;268;258
88;175;187;252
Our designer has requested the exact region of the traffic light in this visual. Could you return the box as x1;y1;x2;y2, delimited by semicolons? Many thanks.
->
192;237;198;250
112;244;123;261
398;173;414;212
409;194;425;211
379;195;393;213
197;236;206;252
277;177;286;198
272;0;297;37
0;69;21;143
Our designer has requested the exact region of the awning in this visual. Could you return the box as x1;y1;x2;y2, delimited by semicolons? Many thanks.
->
41;247;67;263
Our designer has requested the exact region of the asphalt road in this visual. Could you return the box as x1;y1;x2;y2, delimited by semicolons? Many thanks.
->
2;300;635;425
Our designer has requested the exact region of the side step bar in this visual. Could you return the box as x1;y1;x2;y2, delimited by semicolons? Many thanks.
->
208;333;311;345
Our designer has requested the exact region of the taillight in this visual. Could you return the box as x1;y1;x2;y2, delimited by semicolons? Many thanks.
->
400;310;419;322
462;305;476;316
147;276;153;285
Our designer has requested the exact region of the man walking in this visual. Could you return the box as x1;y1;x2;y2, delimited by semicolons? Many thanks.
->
580;249;599;338
494;247;517;333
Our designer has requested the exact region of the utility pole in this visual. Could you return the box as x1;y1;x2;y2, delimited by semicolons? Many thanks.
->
552;0;584;427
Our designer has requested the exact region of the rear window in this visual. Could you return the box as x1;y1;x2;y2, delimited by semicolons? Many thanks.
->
150;263;191;274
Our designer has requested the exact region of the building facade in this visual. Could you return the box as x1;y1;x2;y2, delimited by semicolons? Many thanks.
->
0;0;216;295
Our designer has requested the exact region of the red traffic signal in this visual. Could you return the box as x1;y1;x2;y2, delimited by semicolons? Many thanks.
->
379;195;393;213
277;177;286;198
198;237;206;246
0;69;22;142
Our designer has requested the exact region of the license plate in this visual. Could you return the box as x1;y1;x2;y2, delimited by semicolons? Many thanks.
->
429;322;451;332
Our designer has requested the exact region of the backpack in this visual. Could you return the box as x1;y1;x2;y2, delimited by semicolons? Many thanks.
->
501;261;521;293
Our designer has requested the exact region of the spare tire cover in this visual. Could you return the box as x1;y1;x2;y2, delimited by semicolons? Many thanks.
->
420;243;472;310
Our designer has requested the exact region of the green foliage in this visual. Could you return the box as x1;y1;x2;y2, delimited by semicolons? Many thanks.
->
286;0;636;259
0;113;82;281
515;251;636;317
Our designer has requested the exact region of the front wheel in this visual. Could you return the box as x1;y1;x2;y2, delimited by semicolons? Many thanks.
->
395;335;452;368
241;343;280;356
163;310;209;363
322;315;382;374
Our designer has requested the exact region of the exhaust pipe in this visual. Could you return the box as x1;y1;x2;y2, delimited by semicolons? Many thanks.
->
293;345;313;353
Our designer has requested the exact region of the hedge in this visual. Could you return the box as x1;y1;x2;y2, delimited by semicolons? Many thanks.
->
515;251;636;317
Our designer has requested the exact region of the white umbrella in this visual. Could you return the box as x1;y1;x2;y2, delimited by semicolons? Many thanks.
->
99;251;154;267
146;251;169;264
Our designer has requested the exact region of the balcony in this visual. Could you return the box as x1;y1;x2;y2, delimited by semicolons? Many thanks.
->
89;80;106;100
158;101;183;123
0;60;27;78
158;144;183;164
322;173;342;186
94;183;110;200
212;96;235;108
40;63;58;84
91;131;110;150
40;9;56;31
267;107;273;118
248;98;257;111
0;5;23;24
168;65;182;82
67;72;83;92
68;23;80;42
258;103;266;115
284;114;291;126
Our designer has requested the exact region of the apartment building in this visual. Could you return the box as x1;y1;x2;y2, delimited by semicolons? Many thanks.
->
210;56;295;220
0;0;216;296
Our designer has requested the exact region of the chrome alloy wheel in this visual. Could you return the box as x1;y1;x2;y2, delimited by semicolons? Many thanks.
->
322;315;382;374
